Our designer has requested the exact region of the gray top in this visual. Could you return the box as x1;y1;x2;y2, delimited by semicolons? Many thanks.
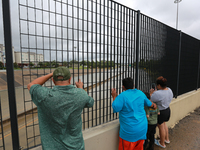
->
151;87;173;110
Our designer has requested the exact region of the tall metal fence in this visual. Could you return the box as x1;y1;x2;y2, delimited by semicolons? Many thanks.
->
0;0;200;149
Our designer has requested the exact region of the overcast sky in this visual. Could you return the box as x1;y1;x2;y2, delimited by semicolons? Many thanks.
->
0;0;199;62
114;0;200;40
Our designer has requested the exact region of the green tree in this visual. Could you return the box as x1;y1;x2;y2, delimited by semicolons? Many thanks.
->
14;62;18;69
38;62;44;68
91;61;95;68
99;60;106;68
69;60;74;67
0;61;3;69
29;62;34;68
55;63;59;67
80;60;87;66
51;60;59;67
51;60;56;67
44;62;50;67
63;61;68;67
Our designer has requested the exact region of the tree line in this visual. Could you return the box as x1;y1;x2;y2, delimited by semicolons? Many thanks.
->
0;60;115;69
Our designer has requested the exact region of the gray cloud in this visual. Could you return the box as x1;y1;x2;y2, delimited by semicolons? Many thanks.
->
115;0;200;39
2;0;196;64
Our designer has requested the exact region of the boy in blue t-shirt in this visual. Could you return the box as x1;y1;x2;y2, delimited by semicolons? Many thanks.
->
143;92;160;150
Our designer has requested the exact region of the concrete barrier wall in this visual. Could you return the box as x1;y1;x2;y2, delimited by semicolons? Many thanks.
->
83;89;200;150
166;89;200;128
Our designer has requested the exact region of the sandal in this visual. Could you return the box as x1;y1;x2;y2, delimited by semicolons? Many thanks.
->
165;140;170;144
155;139;166;148
157;135;170;144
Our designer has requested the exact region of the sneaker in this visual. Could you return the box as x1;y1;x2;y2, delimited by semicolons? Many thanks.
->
155;139;166;148
165;140;170;144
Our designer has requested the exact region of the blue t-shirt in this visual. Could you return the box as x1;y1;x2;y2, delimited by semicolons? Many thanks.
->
112;89;152;142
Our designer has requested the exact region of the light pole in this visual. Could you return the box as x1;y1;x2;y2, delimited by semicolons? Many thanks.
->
174;0;182;30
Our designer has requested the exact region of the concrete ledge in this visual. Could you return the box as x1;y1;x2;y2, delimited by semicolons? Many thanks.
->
83;119;119;150
167;89;200;128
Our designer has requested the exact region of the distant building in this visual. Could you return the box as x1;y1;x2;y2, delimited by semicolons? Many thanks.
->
0;44;44;67
15;51;43;66
0;44;15;64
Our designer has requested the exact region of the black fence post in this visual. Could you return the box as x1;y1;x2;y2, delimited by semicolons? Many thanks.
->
0;97;5;150
197;41;200;90
2;0;20;149
175;31;182;98
135;10;141;89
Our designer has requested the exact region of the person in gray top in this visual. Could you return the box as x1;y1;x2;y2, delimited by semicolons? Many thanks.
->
150;76;173;149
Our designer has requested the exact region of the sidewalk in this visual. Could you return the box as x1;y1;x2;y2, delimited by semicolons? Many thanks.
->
155;106;200;150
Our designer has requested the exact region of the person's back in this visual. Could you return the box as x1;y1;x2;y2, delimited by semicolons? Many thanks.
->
113;89;152;141
144;92;160;150
111;78;157;150
28;67;94;150
151;88;173;110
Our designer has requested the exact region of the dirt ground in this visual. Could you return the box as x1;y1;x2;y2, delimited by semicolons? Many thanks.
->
154;106;200;150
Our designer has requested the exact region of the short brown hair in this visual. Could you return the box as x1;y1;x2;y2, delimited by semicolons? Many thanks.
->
156;76;167;88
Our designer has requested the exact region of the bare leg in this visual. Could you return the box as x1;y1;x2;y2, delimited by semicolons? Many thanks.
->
157;123;166;147
164;122;169;142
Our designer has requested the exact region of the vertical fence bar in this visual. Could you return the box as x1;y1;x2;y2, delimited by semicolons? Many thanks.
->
134;11;136;84
128;9;131;77
106;0;109;122
175;31;182;98
99;0;104;123
109;1;112;120
2;0;20;149
0;97;5;150
125;7;128;77
103;0;106;122
85;0;89;129
135;10;141;89
113;2;116;119
131;10;134;82
119;5;122;95
18;0;28;148
122;6;125;80
95;0;98;126
99;0;102;124
140;15;143;90
116;3;119;95
197;41;200;89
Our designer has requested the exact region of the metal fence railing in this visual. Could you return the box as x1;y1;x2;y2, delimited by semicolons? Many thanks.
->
18;0;137;149
0;0;199;149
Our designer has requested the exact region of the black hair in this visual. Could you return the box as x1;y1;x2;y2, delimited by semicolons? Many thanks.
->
122;77;134;90
156;76;167;88
144;92;150;99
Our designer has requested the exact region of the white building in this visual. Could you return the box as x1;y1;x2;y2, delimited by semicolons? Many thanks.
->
0;44;44;66
15;51;44;64
0;44;15;64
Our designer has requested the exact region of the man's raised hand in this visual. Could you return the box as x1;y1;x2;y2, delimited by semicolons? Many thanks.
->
75;79;83;89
